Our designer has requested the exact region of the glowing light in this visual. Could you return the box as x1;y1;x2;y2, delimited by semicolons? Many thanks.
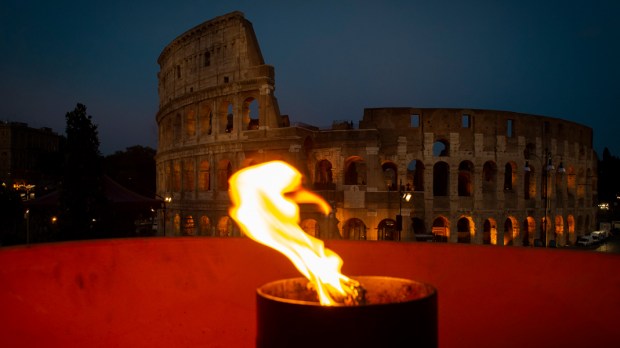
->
229;161;360;306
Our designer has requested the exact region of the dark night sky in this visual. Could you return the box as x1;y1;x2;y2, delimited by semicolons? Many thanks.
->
1;0;618;156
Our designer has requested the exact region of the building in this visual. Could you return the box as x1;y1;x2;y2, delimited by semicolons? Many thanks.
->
155;11;597;246
0;121;62;200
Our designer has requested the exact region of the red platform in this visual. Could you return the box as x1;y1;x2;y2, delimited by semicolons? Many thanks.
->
1;238;618;347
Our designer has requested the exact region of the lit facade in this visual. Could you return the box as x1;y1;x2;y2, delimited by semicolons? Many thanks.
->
156;12;597;246
0;121;62;199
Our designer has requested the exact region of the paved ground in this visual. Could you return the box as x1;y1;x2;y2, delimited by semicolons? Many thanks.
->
564;231;620;253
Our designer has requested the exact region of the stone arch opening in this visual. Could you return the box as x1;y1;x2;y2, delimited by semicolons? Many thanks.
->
217;159;232;191
555;215;564;246
503;161;517;191
524;165;537;200
200;215;212;236
411;217;426;235
433;161;449;196
567;215;575;244
482;218;497;245
482;161;497;194
457;216;474;243
431;216;449;242
300;219;319;237
344;156;367;185
342;218;366;240
243;97;259;130
185;108;196;138
458;161;474;196
378;218;397;241
217;216;233;237
183;159;194;192
407;160;424;192
314;159;334;189
183;215;195;236
199;160;210;191
199;103;212;135
433;140;449;157
382;161;398;191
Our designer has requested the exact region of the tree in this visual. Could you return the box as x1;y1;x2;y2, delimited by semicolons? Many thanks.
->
58;103;107;240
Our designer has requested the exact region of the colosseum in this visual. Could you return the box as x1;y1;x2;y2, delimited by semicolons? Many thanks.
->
155;11;597;247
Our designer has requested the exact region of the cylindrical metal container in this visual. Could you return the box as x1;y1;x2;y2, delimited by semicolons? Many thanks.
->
256;276;437;348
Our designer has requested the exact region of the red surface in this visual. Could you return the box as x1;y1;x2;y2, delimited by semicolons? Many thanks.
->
0;238;618;347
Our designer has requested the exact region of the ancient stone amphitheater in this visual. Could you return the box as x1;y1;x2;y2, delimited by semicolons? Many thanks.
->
156;11;597;247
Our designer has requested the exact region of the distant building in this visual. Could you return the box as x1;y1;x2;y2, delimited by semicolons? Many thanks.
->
0;121;62;200
155;11;597;247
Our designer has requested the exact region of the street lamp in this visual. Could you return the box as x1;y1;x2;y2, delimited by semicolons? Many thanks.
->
397;180;412;241
155;194;172;236
525;150;565;247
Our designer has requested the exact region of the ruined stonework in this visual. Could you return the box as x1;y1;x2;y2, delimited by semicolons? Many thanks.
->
156;12;597;247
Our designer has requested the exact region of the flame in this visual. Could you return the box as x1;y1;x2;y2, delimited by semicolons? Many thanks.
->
229;161;359;306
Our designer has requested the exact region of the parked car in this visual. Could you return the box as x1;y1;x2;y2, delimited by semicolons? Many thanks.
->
576;235;594;246
592;230;607;242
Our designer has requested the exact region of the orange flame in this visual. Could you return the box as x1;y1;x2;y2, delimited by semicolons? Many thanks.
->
229;161;359;306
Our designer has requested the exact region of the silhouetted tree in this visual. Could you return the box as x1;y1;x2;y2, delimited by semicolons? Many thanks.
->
0;183;24;245
58;103;106;240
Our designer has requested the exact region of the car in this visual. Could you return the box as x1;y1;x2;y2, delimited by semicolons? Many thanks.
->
592;230;607;242
576;235;594;246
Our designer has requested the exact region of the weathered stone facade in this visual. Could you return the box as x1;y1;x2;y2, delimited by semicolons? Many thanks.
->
156;12;597;247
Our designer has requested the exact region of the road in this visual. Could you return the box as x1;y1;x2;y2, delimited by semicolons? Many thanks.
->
565;231;620;253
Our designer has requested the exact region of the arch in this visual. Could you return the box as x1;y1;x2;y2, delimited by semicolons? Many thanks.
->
503;218;514;245
567;215;576;244
503;161;517;191
524;217;536;247
218;101;233;134
342;218;366;240
378;218;397;240
411;217;426;235
482;161;497;194
382;161;398;191
457;216;474;243
243;97;260;130
198;160;210;191
217;159;232;191
458;161;474;196
314;159;334;189
199;103;212;135
300;219;320;237
173;213;181;235
524;165;536;200
407;160;424;191
344;156;367;185
483;218;497;245
217;216;233;237
183;215;195;236
433;140;449;157
555;215;564;246
199;215;212;236
183;159;195;192
433;162;449;196
173;161;181;192
505;216;519;246
185;108;196;137
431;216;449;242
173;113;182;142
